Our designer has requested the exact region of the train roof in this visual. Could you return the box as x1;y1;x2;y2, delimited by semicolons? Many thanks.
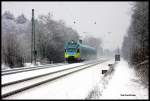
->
79;43;96;51
65;40;96;51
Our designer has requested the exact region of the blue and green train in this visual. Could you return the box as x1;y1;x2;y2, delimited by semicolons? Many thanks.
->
64;40;97;63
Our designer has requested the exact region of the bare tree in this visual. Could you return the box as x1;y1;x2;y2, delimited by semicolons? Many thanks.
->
121;2;149;84
122;2;149;64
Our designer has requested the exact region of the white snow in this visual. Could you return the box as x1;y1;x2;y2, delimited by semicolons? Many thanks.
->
2;62;85;84
2;62;41;72
4;58;113;99
29;63;37;67
3;58;147;99
24;63;34;67
24;62;42;67
98;59;148;99
1;64;11;70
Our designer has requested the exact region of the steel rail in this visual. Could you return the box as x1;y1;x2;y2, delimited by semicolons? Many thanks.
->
2;59;108;99
2;63;66;76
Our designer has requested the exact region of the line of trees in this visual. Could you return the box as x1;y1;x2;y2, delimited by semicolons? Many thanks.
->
121;2;149;84
122;2;149;65
2;11;109;68
2;11;79;68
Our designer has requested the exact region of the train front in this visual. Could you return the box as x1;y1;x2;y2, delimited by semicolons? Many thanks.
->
64;40;80;63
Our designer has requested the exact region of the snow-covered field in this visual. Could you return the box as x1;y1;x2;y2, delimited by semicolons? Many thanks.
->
4;58;113;99
89;59;149;99
2;62;84;84
2;62;54;72
3;58;148;99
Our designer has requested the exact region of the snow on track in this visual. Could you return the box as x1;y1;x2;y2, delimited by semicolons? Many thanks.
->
4;59;112;99
2;63;84;85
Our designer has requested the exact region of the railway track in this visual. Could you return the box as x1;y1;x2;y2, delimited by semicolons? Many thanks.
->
2;59;109;99
2;63;66;76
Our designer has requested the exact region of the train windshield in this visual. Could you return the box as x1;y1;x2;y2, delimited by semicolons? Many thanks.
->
66;40;79;52
66;48;76;52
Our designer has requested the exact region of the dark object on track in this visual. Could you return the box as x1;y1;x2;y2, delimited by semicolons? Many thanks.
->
115;54;120;61
102;70;107;74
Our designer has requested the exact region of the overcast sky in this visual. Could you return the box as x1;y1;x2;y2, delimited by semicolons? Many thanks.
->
2;2;133;51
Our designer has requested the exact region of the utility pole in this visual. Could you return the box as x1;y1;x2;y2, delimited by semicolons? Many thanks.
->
31;9;36;65
31;9;34;64
33;9;36;65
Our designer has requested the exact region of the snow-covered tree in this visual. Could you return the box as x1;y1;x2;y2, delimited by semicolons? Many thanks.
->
2;11;30;67
16;14;27;24
2;11;15;20
35;13;79;63
2;11;80;67
122;2;149;65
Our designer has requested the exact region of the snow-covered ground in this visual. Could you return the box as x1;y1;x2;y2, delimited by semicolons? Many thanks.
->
2;63;41;72
2;58;108;84
4;58;113;99
2;62;84;84
1;64;11;70
4;58;148;99
89;59;149;99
